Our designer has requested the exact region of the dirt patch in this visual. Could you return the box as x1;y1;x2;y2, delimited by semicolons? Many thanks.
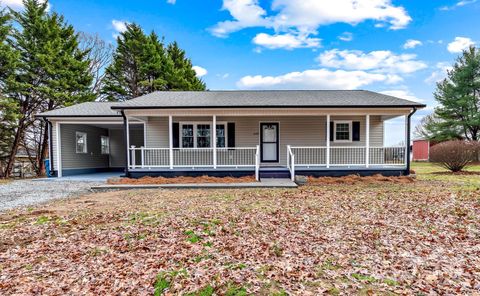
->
432;171;480;176
307;174;415;185
107;175;257;185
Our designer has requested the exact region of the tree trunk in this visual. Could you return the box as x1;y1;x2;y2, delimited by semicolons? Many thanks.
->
4;119;26;178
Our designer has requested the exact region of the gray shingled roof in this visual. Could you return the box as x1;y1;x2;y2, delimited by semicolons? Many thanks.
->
37;102;123;117
37;90;425;117
112;90;425;109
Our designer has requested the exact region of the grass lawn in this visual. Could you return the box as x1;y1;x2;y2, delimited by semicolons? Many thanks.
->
1;163;479;295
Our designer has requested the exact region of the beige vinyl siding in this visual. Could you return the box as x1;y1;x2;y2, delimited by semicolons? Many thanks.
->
330;115;383;147
60;124;109;169
50;123;144;171
108;129;124;168
109;128;144;168
146;117;169;148
144;115;384;166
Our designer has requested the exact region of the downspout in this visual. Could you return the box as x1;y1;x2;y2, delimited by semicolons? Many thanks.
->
44;117;54;177
405;107;417;176
121;110;130;177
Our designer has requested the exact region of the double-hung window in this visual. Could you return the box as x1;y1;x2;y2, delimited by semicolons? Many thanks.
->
101;136;110;154
334;121;352;142
76;132;87;153
196;124;211;148
180;123;227;148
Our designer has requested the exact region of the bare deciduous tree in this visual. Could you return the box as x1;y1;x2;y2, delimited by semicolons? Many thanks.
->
79;32;113;100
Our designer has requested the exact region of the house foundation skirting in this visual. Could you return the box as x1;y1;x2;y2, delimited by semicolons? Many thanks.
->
126;167;408;179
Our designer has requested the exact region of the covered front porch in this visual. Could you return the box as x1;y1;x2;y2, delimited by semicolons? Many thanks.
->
123;108;412;180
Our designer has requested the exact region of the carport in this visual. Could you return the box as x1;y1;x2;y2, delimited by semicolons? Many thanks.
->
52;121;144;177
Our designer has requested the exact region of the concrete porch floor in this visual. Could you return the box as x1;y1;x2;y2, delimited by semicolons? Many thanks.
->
39;172;123;182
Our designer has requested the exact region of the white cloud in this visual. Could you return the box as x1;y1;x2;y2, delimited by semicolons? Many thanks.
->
403;39;422;49
440;0;477;10
447;37;475;53
111;20;129;33
338;32;353;42
166;0;176;4
270;0;411;31
237;69;401;90
217;73;230;79
424;62;452;84
211;0;411;49
252;32;320;50
380;90;424;103
0;0;23;9
192;66;208;77
1;0;50;10
317;49;427;74
210;0;269;38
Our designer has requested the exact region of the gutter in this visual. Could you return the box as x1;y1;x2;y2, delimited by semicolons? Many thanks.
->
110;104;427;110
405;107;417;176
42;117;54;177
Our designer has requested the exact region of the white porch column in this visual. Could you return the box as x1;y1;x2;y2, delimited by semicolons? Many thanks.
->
366;114;370;168
169;115;173;169
126;117;130;169
56;122;62;177
326;114;330;168
212;115;217;169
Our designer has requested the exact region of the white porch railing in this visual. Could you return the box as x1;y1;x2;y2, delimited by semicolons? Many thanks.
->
288;146;406;167
217;147;258;167
128;145;261;180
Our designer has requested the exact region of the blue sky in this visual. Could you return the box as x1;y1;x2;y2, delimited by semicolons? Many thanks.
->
3;0;479;144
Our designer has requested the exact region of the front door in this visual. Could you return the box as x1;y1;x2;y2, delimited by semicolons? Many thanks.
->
260;123;279;162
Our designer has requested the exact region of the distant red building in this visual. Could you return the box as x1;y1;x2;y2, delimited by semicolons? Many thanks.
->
412;139;432;161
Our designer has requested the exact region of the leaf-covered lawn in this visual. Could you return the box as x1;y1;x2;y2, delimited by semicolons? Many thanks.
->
1;170;480;295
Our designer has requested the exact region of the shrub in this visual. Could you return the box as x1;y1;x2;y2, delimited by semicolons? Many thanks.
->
429;140;479;172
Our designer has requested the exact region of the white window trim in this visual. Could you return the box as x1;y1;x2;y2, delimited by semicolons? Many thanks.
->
333;120;353;143
75;131;88;154
179;121;228;148
101;135;110;155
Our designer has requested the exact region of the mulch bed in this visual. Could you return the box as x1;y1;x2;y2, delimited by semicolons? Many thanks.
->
107;175;257;185
307;174;415;185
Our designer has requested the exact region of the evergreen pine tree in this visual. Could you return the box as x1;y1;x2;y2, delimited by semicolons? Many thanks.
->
167;41;205;91
3;0;93;177
0;8;19;175
102;24;205;101
425;46;480;141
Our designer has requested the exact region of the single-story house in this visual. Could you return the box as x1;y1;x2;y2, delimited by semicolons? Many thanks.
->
36;90;426;180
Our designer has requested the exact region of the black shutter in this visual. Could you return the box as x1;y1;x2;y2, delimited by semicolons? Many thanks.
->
329;121;334;142
352;121;360;141
227;122;235;147
172;122;180;148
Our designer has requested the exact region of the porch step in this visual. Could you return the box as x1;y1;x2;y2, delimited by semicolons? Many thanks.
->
259;170;291;179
